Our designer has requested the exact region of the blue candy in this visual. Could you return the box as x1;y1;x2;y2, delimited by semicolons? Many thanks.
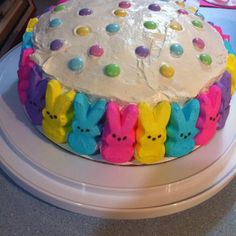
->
165;99;200;157
68;93;107;155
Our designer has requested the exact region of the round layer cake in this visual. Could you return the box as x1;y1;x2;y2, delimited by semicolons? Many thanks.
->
17;0;236;164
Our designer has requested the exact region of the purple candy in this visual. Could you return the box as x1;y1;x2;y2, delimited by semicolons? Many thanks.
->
148;3;161;11
50;39;64;51
25;67;48;126
216;71;231;129
177;9;189;15
192;38;205;50
79;8;93;16
118;1;131;9
135;46;150;58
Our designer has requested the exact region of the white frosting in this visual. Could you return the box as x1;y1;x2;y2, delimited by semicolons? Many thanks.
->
31;0;228;104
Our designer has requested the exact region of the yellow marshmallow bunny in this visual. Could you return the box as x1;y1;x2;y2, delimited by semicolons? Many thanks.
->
226;54;236;95
42;80;76;143
135;101;171;164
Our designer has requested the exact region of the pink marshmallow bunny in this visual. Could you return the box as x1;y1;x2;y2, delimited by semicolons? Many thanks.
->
17;48;35;104
101;102;138;163
195;85;222;145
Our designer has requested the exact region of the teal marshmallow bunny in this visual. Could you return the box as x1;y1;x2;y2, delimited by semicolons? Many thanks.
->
68;93;107;155
165;99;200;157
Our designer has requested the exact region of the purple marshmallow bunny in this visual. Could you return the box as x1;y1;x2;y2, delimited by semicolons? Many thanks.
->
25;66;48;125
216;71;231;129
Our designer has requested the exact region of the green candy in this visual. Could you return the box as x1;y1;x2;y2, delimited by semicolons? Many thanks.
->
144;21;157;30
104;64;120;77
54;5;65;12
192;20;203;29
199;53;212;65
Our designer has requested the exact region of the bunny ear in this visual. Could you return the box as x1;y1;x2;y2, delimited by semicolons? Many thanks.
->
34;79;48;100
168;102;184;129
183;99;200;124
88;99;107;125
121;104;138;132
220;71;231;92
197;92;209;107
73;93;90;120
154;101;171;128
138;102;155;129
45;80;62;111
106;102;121;131
54;89;76;115
208;85;222;108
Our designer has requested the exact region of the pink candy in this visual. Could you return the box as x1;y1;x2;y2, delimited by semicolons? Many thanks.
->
195;85;222;145
17;48;35;104
101;102;138;163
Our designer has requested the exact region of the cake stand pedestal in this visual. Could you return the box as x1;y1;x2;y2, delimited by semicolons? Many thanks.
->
1;46;236;219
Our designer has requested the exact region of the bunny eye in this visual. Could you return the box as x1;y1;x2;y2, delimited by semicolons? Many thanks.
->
86;129;90;132
46;111;50;115
112;133;116;138
81;129;84;132
29;101;33;105
180;133;184;137
123;136;127;140
152;137;156;141
209;117;213;120
147;135;151;139
53;115;57;119
158;134;162;138
77;126;81;130
33;102;37;106
188;132;191;136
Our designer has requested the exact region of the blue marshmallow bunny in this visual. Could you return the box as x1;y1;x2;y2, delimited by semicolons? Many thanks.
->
68;93;107;155
165;99;200;157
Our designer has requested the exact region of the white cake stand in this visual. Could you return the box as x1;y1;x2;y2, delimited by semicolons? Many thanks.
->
1;46;236;219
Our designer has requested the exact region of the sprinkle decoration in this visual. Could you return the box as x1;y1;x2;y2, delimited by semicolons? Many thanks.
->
199;54;212;65
177;9;188;15
118;1;131;9
195;11;205;20
144;21;157;30
75;26;91;36
53;5;65;12
68;57;84;71
192;38;205;50
114;9;127;17
192;20;203;29
135;46;150;58
160;64;175;78
170;43;184;57
89;45;104;57
148;3;161;11
50;39;64;51
169;21;183;31
49;18;63;28
104;64;120;77
79;8;93;16
175;1;185;7
106;23;120;33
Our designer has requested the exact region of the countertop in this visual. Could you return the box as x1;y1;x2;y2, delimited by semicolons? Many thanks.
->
1;1;236;235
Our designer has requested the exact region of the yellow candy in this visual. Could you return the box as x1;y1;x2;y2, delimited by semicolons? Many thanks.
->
175;1;185;8
160;63;175;78
114;9;127;17
26;18;39;32
75;26;91;36
169;21;183;31
188;6;197;13
42;80;76;143
135;101;171;164
226;54;236;95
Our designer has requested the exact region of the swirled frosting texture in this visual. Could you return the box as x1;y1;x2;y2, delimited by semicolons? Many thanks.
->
31;0;227;104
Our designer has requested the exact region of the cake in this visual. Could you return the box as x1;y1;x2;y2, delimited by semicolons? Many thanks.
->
17;0;236;164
